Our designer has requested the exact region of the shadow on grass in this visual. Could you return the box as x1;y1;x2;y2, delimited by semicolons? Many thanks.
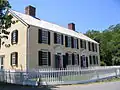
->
0;82;59;90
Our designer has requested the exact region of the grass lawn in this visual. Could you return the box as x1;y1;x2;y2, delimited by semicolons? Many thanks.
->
29;73;96;82
98;77;120;83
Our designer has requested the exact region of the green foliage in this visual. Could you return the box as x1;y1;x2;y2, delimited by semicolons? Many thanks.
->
100;61;106;66
0;0;14;47
85;24;120;66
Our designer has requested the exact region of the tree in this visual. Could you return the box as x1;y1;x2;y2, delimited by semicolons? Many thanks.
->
85;24;120;66
0;0;15;47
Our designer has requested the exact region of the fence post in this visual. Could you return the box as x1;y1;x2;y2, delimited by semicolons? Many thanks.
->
96;69;99;80
20;72;24;84
9;70;11;83
115;68;119;78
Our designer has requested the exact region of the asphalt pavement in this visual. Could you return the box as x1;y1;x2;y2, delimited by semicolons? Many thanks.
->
54;81;120;90
0;81;120;90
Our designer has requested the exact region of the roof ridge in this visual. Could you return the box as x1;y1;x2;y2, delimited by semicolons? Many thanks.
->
8;9;28;26
9;9;98;44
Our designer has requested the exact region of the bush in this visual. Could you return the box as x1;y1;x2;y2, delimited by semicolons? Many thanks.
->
100;61;106;66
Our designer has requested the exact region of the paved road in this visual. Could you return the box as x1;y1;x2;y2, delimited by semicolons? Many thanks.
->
0;81;120;90
54;81;120;90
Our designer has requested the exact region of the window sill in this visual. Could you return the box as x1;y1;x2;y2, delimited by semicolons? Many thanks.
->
11;64;18;67
38;43;49;45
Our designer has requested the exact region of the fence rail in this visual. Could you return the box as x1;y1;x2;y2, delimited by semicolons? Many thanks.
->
0;66;120;86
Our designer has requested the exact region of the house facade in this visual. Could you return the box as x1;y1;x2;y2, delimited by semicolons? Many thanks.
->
0;5;100;71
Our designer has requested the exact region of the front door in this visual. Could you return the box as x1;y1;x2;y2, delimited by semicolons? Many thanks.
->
81;55;87;68
55;53;62;68
0;57;4;70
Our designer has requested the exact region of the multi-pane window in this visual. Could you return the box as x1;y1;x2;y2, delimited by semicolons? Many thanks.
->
42;52;48;65
42;30;48;44
80;39;86;49
65;36;78;48
0;57;3;69
95;44;98;52
56;34;61;44
89;55;99;65
84;40;86;49
38;29;50;45
90;43;92;51
94;44;96;52
74;39;77;48
68;54;72;65
88;42;98;52
11;52;18;66
38;51;51;66
11;30;18;45
88;42;91;51
54;33;63;44
68;37;71;47
74;54;79;65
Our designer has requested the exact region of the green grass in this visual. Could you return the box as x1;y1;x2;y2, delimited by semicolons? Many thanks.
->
98;77;120;83
29;73;96;82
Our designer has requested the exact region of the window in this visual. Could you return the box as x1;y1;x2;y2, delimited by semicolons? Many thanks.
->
74;54;79;65
80;39;83;48
90;43;92;51
11;52;18;66
74;38;78;48
56;34;61;44
54;33;63;44
88;42;91;51
80;39;86;49
92;43;95;52
11;30;18;45
68;54;72;65
0;39;1;49
84;40;86;49
95;44;98;52
65;36;72;47
38;29;50;45
0;57;4;69
42;30;48;44
68;37;71;47
38;51;51;66
41;52;48;65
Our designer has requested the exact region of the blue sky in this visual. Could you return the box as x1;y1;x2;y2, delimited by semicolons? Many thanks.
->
9;0;120;33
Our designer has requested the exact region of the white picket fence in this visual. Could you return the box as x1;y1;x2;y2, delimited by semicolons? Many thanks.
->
0;66;120;86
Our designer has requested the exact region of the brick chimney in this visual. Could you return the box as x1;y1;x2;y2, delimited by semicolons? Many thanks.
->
68;23;75;31
25;5;36;17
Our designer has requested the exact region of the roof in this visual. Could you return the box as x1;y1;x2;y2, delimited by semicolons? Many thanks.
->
9;9;98;44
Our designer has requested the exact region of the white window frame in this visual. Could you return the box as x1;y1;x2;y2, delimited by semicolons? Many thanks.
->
12;30;18;44
56;33;62;44
74;38;77;48
68;54;72;65
42;30;48;44
41;50;48;66
90;42;92;51
68;37;71;47
0;57;3;69
11;53;17;66
74;54;78;65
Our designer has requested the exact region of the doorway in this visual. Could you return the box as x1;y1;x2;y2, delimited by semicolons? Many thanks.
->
81;55;88;68
55;53;62;68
